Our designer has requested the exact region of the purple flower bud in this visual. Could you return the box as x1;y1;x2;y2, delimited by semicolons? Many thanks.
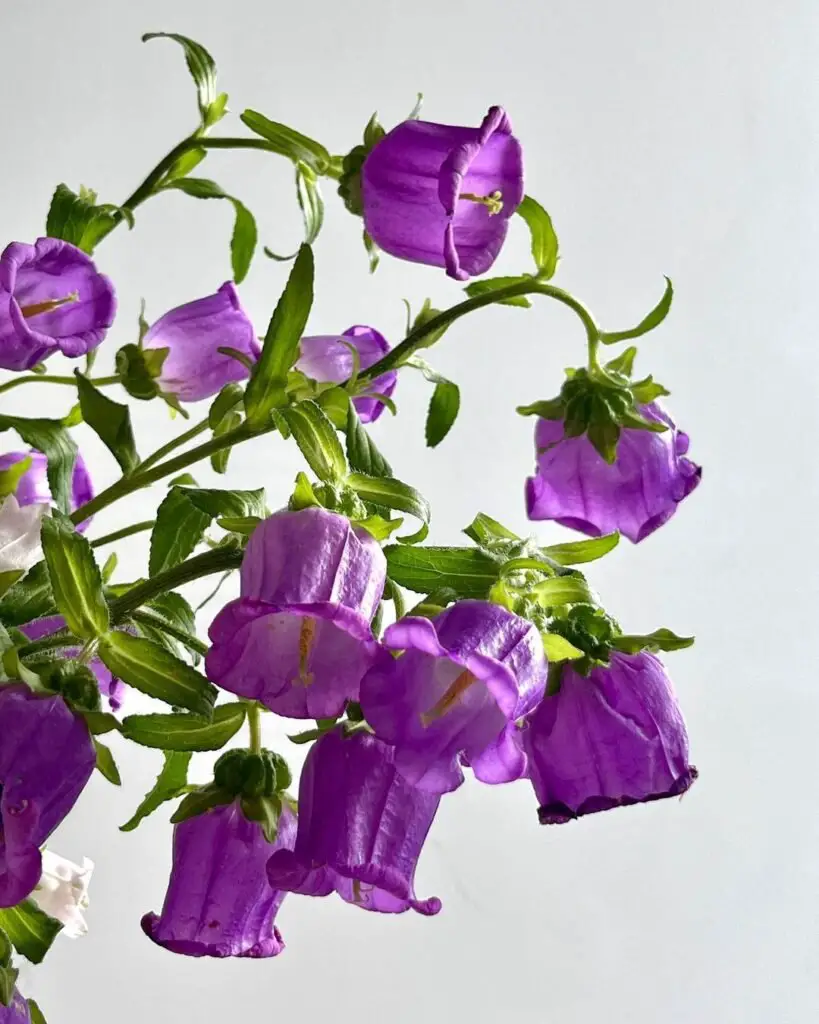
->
360;600;547;794
0;238;116;371
526;403;701;543
0;685;95;907
0;990;29;1024
141;282;260;402
524;652;697;823
142;800;296;958
296;325;397;423
362;106;524;281
206;509;386;719
267;729;441;916
0;450;93;529
18;616;126;712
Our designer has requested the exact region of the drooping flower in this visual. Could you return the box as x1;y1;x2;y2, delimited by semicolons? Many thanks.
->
267;729;441;916
140;282;259;402
296;325;397;423
361;106;524;281
0;990;30;1024
523;651;697;823
0;496;46;578
0;450;93;525
31;850;94;938
142;800;296;958
18;616;126;712
0;685;95;908
525;403;701;543
360;600;547;794
206;508;386;719
0;238;116;371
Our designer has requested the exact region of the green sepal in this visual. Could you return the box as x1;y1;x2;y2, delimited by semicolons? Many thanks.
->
0;963;17;1008
115;344;162;401
630;375;671;404
171;784;234;824
610;629;695;654
241;793;283;843
94;739;121;785
600;277;673;345
516;397;564;420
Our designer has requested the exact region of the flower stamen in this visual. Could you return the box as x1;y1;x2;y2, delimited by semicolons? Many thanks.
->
295;617;316;687
19;291;80;319
459;190;504;216
420;669;477;727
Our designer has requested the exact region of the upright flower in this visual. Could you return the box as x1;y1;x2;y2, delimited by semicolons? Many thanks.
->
206;508;386;719
0;686;95;907
31;850;94;938
0;238;116;371
523;651;697;823
267;729;441;916
0;450;93;525
526;403;701;542
362;106;524;280
296;325;397;423
140;282;259;402
0;496;45;580
0;990;29;1024
360;600;547;794
142;800;296;958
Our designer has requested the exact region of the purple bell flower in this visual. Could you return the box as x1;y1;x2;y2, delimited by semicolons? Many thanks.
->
523;651;698;824
526;403;701;543
0;990;30;1024
206;508;386;719
141;282;260;402
362;106;524;281
0;685;95;907
0;450;93;529
142;800;296;958
19;616;126;712
267;729;441;916
360;600;547;794
0;238;116;371
296;325;397;424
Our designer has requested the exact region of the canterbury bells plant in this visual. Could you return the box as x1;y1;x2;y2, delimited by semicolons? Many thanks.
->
0;30;701;1023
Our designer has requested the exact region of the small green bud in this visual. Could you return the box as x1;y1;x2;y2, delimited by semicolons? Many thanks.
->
46;661;101;713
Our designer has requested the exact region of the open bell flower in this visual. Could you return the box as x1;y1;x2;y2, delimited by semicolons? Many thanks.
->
0;685;95;908
31;850;93;938
0;238;116;371
523;651;697;824
267;729;441;916
360;600;547;794
362;106;524;281
295;325;397;423
142;800;296;958
206;508;386;720
0;450;93;530
0;496;46;578
526;403;701;543
140;282;259;402
0;990;29;1024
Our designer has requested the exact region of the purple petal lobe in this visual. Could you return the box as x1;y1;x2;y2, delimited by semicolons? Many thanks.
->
0;989;30;1024
0;449;94;531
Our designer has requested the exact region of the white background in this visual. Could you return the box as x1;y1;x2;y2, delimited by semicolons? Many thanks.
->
1;1;818;1021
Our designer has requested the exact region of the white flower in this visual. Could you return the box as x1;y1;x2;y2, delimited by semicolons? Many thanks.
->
31;851;94;938
0;495;46;575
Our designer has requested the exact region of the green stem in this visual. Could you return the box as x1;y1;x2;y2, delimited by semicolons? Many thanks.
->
130;610;209;657
247;703;262;753
90;520;154;549
138;418;210;474
0;374;119;396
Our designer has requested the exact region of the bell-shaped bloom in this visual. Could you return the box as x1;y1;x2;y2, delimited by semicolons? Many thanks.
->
296;325;397;423
362;106;524;281
142;800;296;958
0;450;93;524
141;282;259;402
206;508;386;719
0;496;45;577
0;990;29;1024
524;651;697;823
0;238;116;371
267;729;441;916
18;616;126;712
0;685;95;907
526;403;701;543
360;600;547;794
31;850;94;939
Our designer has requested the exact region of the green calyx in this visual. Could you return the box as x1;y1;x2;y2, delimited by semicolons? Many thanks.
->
547;603;620;675
213;748;291;798
44;660;102;713
115;344;166;401
336;111;387;217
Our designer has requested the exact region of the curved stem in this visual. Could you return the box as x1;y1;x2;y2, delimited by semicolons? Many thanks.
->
0;374;118;396
247;703;262;753
90;520;154;549
138;417;210;474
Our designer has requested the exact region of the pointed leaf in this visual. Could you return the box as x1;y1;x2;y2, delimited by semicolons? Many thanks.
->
240;110;331;172
281;401;347;483
0;415;78;514
425;379;460;448
75;372;140;474
122;703;246;751
121;751;192;832
94;739;121;785
0;901;62;964
142;33;223;127
542;532;620;565
41;511;109;639
516;195;559;279
385;545;499;597
600;277;674;344
611;628;695;654
346;404;392;478
347;475;429;528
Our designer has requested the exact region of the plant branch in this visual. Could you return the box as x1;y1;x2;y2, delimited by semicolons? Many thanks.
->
0;374;119;396
90;520;155;549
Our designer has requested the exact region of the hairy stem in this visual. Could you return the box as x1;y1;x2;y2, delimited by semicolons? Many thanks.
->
0;374;119;396
247;703;262;753
90;520;155;549
138;418;210;474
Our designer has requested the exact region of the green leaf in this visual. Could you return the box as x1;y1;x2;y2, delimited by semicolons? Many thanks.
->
280;401;347;483
425;379;460;448
542;532;620;565
163;146;207;183
0;963;18;1009
295;162;324;245
149;489;211;577
317;387;352;430
0;457;32;500
115;343;161;401
289;471;320;511
355;515;403;541
142;33;225;127
122;702;246;751
94;739;121;785
516;397;565;420
0;901;62;964
0;562;54;627
600;277;674;345
99;632;217;717
120;750;192;832
183;488;266;519
630;375;670;404
41;511;108;640
385;545;499;597
462;513;519;546
240;110;331;173
541;633;584;661
346;404;392;478
605;346;638;377
347;475;430;529
587;411;621;465
0;416;78;514
137;592;203;662
516;195;559;279
530;574;595;607
611;628;695;654
464;275;533;308
362;230;380;273
74;372;140;475
44;183;117;254
171;785;234;824
27;1000;47;1024
245;245;314;425
82;711;122;736
208;383;244;430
